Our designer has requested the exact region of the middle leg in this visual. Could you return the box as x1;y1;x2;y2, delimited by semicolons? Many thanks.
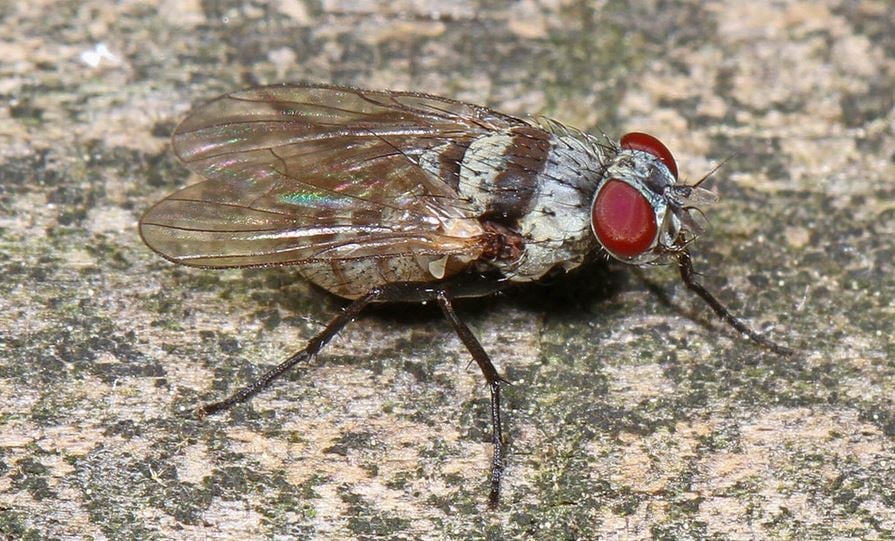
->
436;290;508;508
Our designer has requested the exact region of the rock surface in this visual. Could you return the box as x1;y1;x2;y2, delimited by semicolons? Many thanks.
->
2;1;894;539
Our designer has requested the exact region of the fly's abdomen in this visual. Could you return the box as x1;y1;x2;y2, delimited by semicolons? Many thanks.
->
298;257;432;298
298;252;481;299
297;214;489;298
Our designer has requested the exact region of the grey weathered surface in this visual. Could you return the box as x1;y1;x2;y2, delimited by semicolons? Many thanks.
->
2;1;894;539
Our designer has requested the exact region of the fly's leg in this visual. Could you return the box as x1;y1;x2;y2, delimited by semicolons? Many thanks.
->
677;250;794;356
197;287;383;416
436;291;507;509
196;277;510;507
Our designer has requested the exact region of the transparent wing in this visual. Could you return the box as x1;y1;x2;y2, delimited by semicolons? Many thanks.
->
140;83;530;268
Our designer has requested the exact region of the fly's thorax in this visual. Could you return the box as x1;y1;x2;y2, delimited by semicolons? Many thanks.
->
454;127;547;220
446;125;606;282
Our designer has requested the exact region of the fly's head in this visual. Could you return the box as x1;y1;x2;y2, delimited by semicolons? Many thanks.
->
591;132;717;265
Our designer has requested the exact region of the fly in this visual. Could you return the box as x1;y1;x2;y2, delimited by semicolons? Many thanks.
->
140;83;793;507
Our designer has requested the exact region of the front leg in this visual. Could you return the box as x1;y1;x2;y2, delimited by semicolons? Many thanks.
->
677;250;794;356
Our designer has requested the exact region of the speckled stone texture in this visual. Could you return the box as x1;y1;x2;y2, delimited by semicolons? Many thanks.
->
1;1;894;539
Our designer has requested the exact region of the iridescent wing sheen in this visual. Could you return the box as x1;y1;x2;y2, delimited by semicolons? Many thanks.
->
140;83;531;268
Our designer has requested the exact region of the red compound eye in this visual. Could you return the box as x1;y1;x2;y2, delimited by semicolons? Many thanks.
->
620;132;678;179
592;179;658;259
